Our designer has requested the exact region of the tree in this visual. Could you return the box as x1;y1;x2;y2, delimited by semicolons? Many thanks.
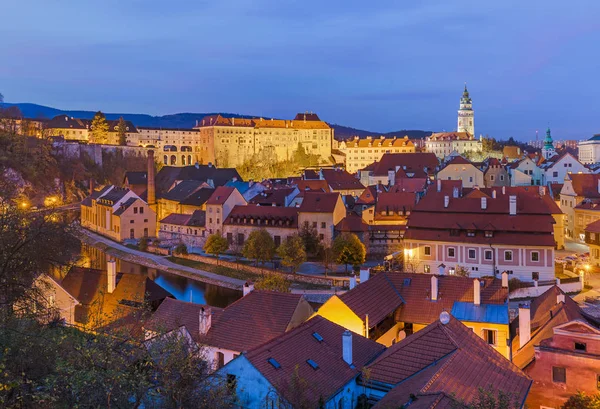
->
116;116;128;146
277;235;306;273
254;273;291;292
332;233;366;274
451;385;521;409
562;392;600;409
318;245;335;276
299;222;321;256
89;111;109;144
204;234;229;262
173;243;188;255
242;229;275;265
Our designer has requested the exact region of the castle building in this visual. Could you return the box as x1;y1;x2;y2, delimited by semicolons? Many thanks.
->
338;135;415;173
425;85;482;159
457;84;474;135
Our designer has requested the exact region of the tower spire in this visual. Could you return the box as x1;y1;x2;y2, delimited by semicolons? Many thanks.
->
457;84;474;136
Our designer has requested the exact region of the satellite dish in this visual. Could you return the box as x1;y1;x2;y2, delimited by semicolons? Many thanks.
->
440;311;451;325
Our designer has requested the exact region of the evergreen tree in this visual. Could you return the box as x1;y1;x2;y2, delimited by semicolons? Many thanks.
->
277;235;306;273
332;233;366;274
204;234;229;262
89;111;109;144
116;116;128;146
242;229;275;265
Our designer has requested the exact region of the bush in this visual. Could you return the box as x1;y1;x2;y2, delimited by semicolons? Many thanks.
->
174;243;188;255
255;273;291;293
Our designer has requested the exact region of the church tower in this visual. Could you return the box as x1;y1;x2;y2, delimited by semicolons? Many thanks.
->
542;127;555;160
457;84;474;137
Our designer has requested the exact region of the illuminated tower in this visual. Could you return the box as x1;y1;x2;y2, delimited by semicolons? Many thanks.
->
457;84;474;137
542;127;555;160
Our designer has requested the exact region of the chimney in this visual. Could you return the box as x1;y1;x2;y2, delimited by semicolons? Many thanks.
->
388;169;395;186
147;150;156;207
509;195;517;215
107;260;117;294
89;178;95;195
502;186;506;195
492;189;497;199
597;178;600;195
438;263;446;275
501;271;509;288
444;195;450;208
518;304;531;349
557;293;565;304
349;275;357;290
342;330;353;365
431;275;438;301
452;187;459;198
473;278;481;305
243;281;255;296
437;179;441;192
199;307;212;334
539;186;546;196
481;197;487;210
359;268;370;283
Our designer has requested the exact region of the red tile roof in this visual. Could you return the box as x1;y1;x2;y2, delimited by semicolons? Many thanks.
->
568;174;600;198
391;177;428;193
206;186;236;205
374;191;417;215
355;186;379;205
585;219;600;233
299;192;342;213
320;168;365;190
224;205;299;228
335;213;369;232
373;153;439;177
245;316;385;406
371;317;531;408
295;179;330;192
249;188;296;206
160;213;192;225
427;131;474;141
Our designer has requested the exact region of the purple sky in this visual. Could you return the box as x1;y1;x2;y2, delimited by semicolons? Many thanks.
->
1;0;599;140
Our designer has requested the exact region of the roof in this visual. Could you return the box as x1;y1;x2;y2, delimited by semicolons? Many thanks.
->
370;317;531;408
391;177;427;193
373;153;439;177
97;186;130;206
179;188;215;207
224;205;299;228
374;191;417;215
356;186;379;205
206;186;236;205
113;197;137;216
567;173;600;198
245;316;384;406
154;165;241;196
124;171;148;185
160;213;192;226
343;135;415;149
295;179;330;192
320;168;365;191
145;298;223;339
427;131;474;141
335;213;369;232
293;112;322;121
249;188;296;206
161;180;205;202
450;302;509;324
337;273;507;327
585;219;600;234
298;192;342;213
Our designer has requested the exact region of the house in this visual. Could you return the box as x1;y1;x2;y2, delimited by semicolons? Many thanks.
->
224;179;266;201
223;205;299;248
204;186;247;235
483;157;510;187
316;272;511;358
540;151;589;185
404;183;559;281
365;315;531;408
156;180;212;220
425;131;482;159
81;185;157;241
508;155;544;186
158;210;207;248
153;163;241;197
560;173;600;240
55;262;172;330
215;316;385;409
512;286;599;409
146;290;314;370
339;135;416;173
319;168;365;196
585;220;600;267
578;134;600;164
123;171;149;196
249;187;299;207
358;152;438;187
436;156;484;188
32;275;79;325
298;192;346;244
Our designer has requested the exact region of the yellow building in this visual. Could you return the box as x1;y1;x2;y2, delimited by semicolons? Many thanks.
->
195;113;333;168
316;272;511;358
297;192;346;245
339;135;415;173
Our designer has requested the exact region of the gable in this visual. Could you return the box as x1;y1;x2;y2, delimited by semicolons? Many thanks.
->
315;296;364;336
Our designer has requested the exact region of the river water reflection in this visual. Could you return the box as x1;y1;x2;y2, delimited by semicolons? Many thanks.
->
64;242;241;308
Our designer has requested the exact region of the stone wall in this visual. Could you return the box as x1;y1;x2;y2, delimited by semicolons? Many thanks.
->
53;142;149;166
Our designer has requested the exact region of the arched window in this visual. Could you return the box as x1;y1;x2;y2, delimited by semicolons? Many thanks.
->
188;155;192;165
170;155;177;165
163;155;168;164
181;155;186;165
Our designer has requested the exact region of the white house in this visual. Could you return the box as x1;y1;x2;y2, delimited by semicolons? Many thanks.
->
540;152;589;185
508;156;544;186
578;134;600;164
214;316;385;409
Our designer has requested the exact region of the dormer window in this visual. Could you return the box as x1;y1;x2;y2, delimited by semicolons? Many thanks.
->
485;231;493;238
467;230;475;237
450;229;459;236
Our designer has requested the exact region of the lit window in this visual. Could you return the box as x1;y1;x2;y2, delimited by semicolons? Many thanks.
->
448;248;455;258
483;329;497;345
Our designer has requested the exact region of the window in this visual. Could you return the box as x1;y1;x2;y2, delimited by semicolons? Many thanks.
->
531;251;539;262
484;250;493;260
226;374;237;391
237;233;245;245
130;229;135;239
490;175;495;181
467;230;475;237
448;248;455;258
532;272;539;280
500;175;505;181
312;222;317;228
552;366;566;383
575;342;587;352
216;352;225;369
140;207;144;214
130;220;134;224
321;222;326;229
424;265;431;273
274;235;281;247
424;246;431;256
483;329;497;345
319;234;324;240
227;233;233;244
553;171;558;177
133;207;138;214
485;230;493;238
504;251;513;261
468;249;476;259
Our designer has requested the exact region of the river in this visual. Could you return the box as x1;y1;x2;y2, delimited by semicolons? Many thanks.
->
57;241;242;308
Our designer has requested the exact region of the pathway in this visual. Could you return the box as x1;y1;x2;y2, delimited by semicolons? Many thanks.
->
77;228;246;290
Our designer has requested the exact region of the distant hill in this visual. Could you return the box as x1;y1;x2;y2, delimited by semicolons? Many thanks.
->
2;102;432;140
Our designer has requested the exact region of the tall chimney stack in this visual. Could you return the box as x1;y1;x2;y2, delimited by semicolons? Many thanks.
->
431;275;438;301
107;260;117;294
342;330;353;366
147;150;156;208
89;178;95;196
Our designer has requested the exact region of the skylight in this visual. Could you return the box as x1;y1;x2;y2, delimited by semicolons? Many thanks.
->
267;358;281;369
312;332;324;342
403;278;411;286
306;359;319;370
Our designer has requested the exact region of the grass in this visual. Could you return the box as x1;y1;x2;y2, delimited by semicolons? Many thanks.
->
167;256;331;290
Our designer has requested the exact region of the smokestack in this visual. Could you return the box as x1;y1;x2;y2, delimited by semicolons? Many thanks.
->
473;278;481;305
509;195;517;215
199;307;212;334
89;178;95;195
501;271;509;288
342;330;353;365
243;281;254;296
107;260;117;294
431;275;438;301
518;304;531;349
147;150;156;207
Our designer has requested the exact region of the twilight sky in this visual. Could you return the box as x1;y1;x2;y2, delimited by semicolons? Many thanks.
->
1;0;599;140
